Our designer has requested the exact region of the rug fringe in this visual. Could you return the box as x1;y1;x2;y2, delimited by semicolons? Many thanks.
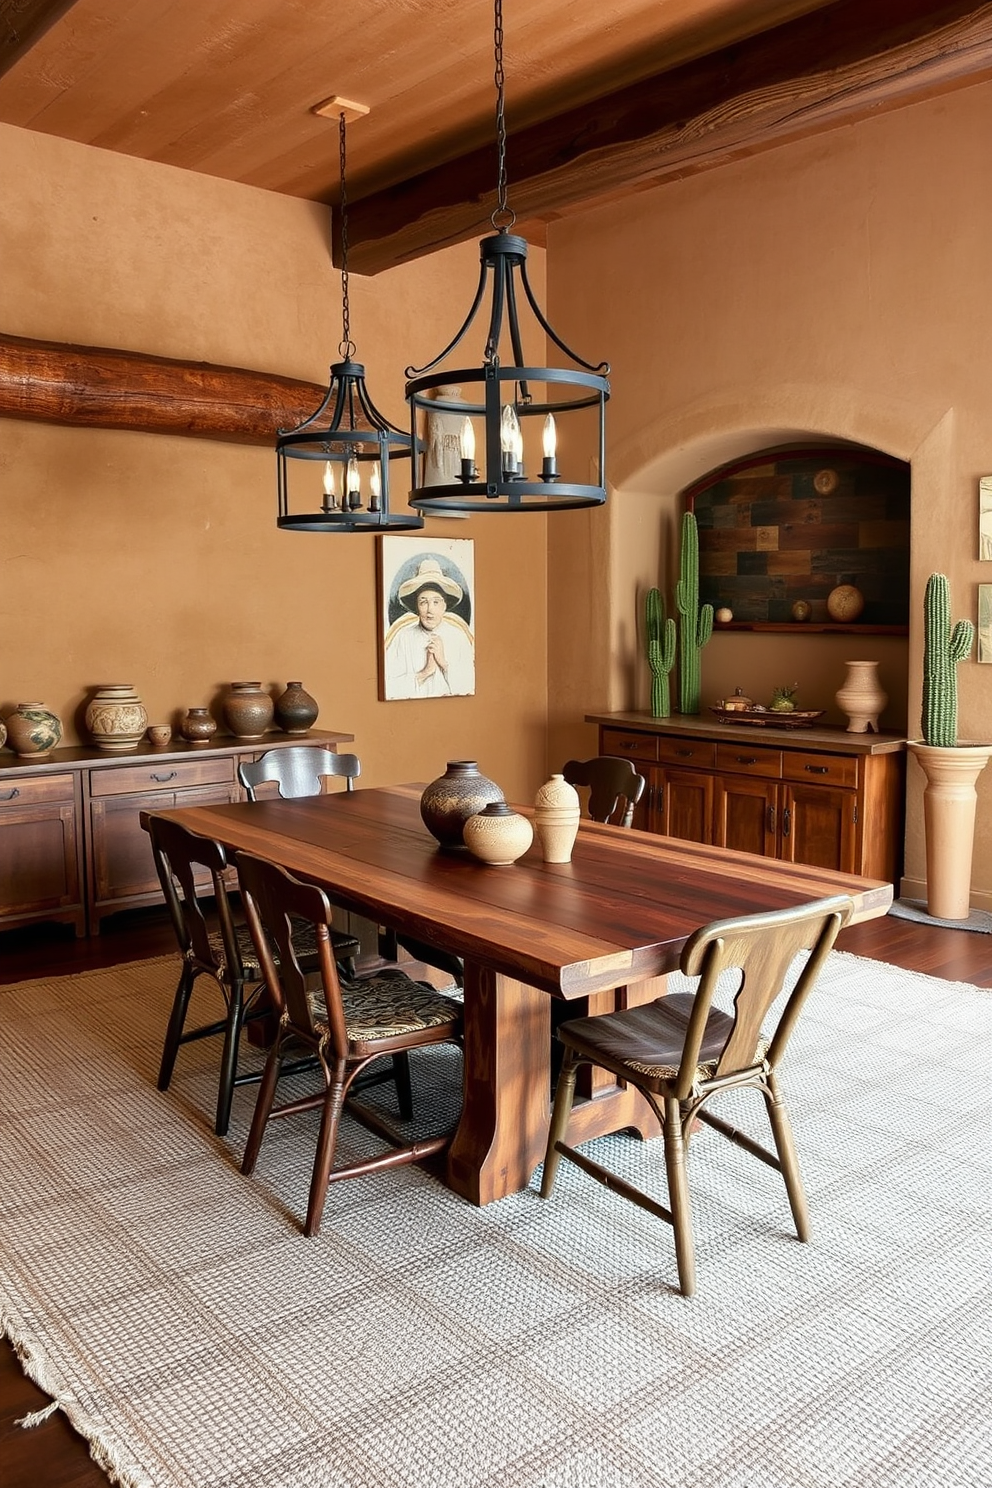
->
3;1303;157;1488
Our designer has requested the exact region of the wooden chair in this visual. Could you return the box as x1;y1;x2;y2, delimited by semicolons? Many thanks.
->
239;745;463;990
234;850;464;1237
562;755;646;828
540;894;855;1296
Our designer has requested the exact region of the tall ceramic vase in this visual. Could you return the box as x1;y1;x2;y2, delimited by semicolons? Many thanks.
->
835;660;887;733
907;742;992;920
534;774;581;863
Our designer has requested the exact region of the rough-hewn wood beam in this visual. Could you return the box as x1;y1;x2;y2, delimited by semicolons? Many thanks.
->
348;0;992;273
0;0;80;74
0;332;327;443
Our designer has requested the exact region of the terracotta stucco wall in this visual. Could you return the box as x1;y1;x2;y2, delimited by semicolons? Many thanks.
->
0;124;548;803
546;80;992;907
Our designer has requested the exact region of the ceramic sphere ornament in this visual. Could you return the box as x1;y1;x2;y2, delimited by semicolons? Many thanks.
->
826;585;865;623
463;802;534;865
791;600;812;622
715;607;734;624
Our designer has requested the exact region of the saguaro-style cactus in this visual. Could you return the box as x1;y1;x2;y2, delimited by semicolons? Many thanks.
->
645;587;676;718
676;511;713;715
921;573;974;747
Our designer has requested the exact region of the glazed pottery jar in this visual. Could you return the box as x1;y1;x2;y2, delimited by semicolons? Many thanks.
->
420;761;504;849
85;683;148;752
222;682;274;740
274;681;319;734
835;660;887;733
181;707;218;745
5;702;63;758
463;802;534;865
533;774;582;863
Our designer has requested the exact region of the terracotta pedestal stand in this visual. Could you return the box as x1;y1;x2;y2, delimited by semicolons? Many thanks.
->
907;742;992;920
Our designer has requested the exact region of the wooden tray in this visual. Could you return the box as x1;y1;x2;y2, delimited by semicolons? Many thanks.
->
709;707;825;728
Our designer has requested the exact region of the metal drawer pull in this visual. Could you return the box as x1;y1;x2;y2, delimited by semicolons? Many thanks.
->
736;756;758;765
0;787;20;801
767;805;776;832
804;764;829;774
150;771;178;783
675;748;694;758
782;808;791;837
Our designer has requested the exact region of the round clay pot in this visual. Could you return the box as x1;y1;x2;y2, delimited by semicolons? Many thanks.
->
181;707;218;746
5;702;63;758
464;802;533;865
420;761;504;850
147;725;173;747
222;682;274;740
85;683;148;752
274;681;319;734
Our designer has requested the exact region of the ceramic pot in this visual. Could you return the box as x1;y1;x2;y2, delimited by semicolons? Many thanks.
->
5;702;63;758
0;717;6;751
85;683;148;752
908;742;992;920
463;802;534;865
835;660;887;733
222;682;274;740
181;707;218;746
826;585;865;623
274;681;319;734
147;725;172;747
533;774;582;863
420;761;504;850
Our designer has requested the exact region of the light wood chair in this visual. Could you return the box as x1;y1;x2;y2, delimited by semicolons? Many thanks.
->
562;755;647;828
235;850;464;1237
540;894;855;1296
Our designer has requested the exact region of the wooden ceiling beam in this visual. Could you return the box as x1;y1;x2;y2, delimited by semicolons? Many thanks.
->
346;0;992;274
0;0;81;75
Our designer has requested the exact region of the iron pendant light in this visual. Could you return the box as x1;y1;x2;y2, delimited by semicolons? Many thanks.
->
276;108;423;532
406;0;609;514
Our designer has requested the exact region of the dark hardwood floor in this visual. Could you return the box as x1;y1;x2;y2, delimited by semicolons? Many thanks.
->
2;906;990;1487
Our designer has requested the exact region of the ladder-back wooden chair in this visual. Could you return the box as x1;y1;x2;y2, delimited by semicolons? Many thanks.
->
234;850;464;1237
562;755;646;828
540;894;854;1296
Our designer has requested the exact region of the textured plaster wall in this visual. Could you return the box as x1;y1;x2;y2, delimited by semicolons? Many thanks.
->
0;124;549;802
546;81;992;906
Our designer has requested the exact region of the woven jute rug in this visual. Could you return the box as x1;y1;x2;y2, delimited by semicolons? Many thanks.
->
1;952;990;1488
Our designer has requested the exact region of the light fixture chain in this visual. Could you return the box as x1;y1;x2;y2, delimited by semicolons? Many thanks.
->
491;0;514;230
338;112;356;359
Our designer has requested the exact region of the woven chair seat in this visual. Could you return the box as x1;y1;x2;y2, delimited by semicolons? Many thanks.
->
308;969;462;1046
209;919;360;978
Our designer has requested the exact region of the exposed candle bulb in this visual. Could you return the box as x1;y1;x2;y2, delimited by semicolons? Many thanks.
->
322;460;339;510
541;413;559;481
500;404;521;476
460;417;477;481
346;456;361;510
369;461;382;511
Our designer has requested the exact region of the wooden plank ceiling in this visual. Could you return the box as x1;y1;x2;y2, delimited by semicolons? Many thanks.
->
2;0;991;272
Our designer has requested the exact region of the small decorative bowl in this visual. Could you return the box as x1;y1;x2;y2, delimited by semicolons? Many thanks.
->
147;725;173;747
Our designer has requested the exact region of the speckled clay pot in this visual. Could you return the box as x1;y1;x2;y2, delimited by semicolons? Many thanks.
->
274;681;319;734
85;683;148;752
5;702;63;758
181;707;218;746
222;682;274;740
463;802;534;865
419;761;504;850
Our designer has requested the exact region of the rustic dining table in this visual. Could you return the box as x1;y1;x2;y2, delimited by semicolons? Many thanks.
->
154;783;893;1205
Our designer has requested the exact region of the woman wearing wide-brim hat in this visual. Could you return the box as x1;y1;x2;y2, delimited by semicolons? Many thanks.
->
384;558;475;699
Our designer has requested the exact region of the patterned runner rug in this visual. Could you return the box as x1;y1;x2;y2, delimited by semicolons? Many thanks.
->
1;953;989;1488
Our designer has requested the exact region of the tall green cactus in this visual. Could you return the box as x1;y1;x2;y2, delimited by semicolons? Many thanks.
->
645;587;676;718
921;573;974;746
675;511;713;715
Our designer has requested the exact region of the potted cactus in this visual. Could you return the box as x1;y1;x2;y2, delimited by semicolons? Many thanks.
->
907;574;991;920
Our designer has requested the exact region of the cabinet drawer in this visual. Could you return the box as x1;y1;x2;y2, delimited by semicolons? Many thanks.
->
0;772;75;807
715;743;782;779
89;757;235;797
600;729;659;763
655;736;716;768
782;751;858;789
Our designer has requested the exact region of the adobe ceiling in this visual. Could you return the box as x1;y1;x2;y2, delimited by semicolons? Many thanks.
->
2;0;991;273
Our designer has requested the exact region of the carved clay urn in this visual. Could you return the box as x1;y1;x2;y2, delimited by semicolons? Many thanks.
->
85;683;148;752
420;761;504;850
222;682;274;740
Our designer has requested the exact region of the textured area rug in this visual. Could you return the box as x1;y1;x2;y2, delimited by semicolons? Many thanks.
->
887;898;992;933
1;953;990;1488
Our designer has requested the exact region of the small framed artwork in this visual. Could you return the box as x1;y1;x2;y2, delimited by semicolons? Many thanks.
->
378;536;475;700
979;585;992;664
980;477;992;560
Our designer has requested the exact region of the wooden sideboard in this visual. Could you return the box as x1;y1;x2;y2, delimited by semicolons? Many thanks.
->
0;728;353;937
587;712;906;884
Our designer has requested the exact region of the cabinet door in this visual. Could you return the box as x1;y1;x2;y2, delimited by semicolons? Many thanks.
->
89;782;239;915
713;775;779;858
0;779;84;932
648;766;713;843
781;783;857;873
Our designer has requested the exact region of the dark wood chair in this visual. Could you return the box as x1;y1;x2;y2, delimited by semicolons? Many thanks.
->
540;894;855;1296
562;755;647;828
234;850;464;1237
239;745;463;989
